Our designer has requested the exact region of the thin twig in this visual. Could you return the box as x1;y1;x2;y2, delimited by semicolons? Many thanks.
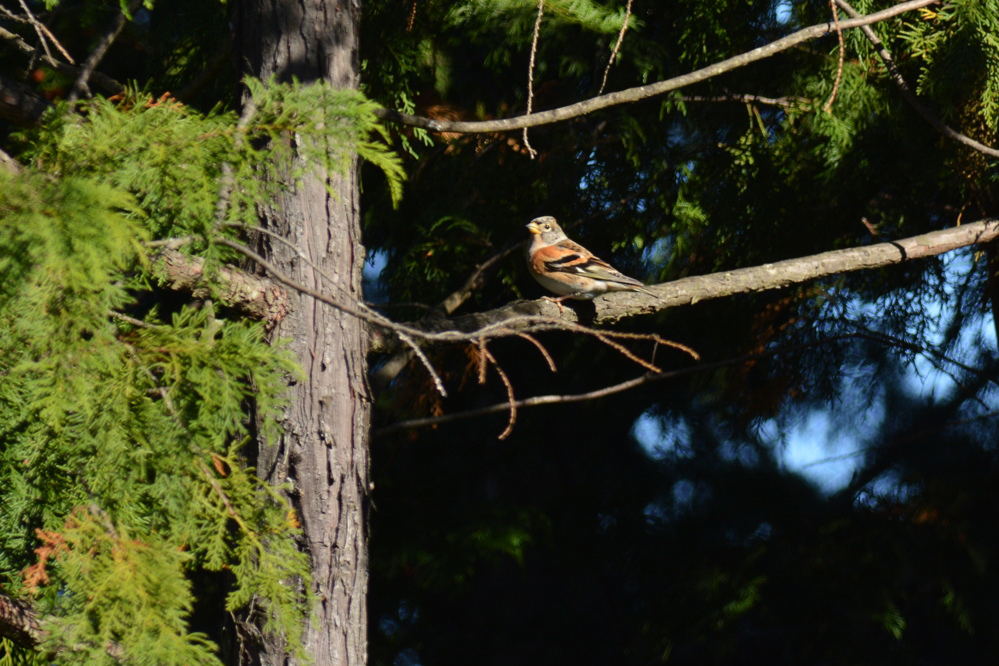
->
514;332;557;372
823;0;845;112
591;330;662;373
109;310;160;329
523;0;545;159
835;0;999;158
373;0;940;134
598;0;633;95
0;24;121;94
477;337;488;384
374;371;659;437
144;235;196;249
680;93;813;110
373;325;986;438
15;0;52;61
481;346;517;439
214;99;258;228
68;0;143;102
397;330;448;397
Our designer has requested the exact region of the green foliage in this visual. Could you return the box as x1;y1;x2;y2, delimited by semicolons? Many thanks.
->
38;511;218;666
243;77;406;206
0;169;305;663
1;76;405;661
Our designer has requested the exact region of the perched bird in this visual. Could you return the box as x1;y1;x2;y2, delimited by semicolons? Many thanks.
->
525;216;658;302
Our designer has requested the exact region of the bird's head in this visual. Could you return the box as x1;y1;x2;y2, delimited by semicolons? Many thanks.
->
526;216;564;243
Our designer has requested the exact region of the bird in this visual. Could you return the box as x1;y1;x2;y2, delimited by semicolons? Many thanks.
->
525;216;659;303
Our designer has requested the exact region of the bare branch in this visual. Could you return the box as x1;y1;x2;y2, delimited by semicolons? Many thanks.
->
835;0;999;158
680;93;813;110
8;0;73;64
590;329;663;373
68;0;143;101
373;320;993;438
15;0;52;61
153;248;290;324
0;592;40;649
397;330;448;397
373;0;940;134
370;219;999;353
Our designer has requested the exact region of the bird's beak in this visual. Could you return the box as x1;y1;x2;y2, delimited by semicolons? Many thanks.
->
526;221;541;234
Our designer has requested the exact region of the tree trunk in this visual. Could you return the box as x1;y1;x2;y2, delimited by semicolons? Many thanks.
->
235;2;370;665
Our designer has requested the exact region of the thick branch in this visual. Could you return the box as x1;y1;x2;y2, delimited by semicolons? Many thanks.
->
153;249;289;324
0;592;40;649
373;0;939;134
370;220;999;353
0;72;51;126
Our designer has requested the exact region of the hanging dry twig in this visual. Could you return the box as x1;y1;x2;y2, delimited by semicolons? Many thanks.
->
513;332;558;372
374;323;987;438
477;337;488;384
598;0;634;95
0;24;122;94
481;346;518;439
397;330;448;397
823;0;846;112
523;0;545;159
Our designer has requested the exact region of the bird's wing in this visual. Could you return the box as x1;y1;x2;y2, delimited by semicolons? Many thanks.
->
534;243;644;287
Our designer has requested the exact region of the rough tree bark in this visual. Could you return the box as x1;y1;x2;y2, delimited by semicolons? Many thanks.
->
235;1;370;665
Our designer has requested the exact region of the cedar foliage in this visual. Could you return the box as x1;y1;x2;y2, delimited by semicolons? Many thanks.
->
0;75;403;663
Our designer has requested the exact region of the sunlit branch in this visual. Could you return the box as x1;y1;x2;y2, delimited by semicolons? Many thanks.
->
370;179;663;389
374;0;940;134
372;219;999;354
